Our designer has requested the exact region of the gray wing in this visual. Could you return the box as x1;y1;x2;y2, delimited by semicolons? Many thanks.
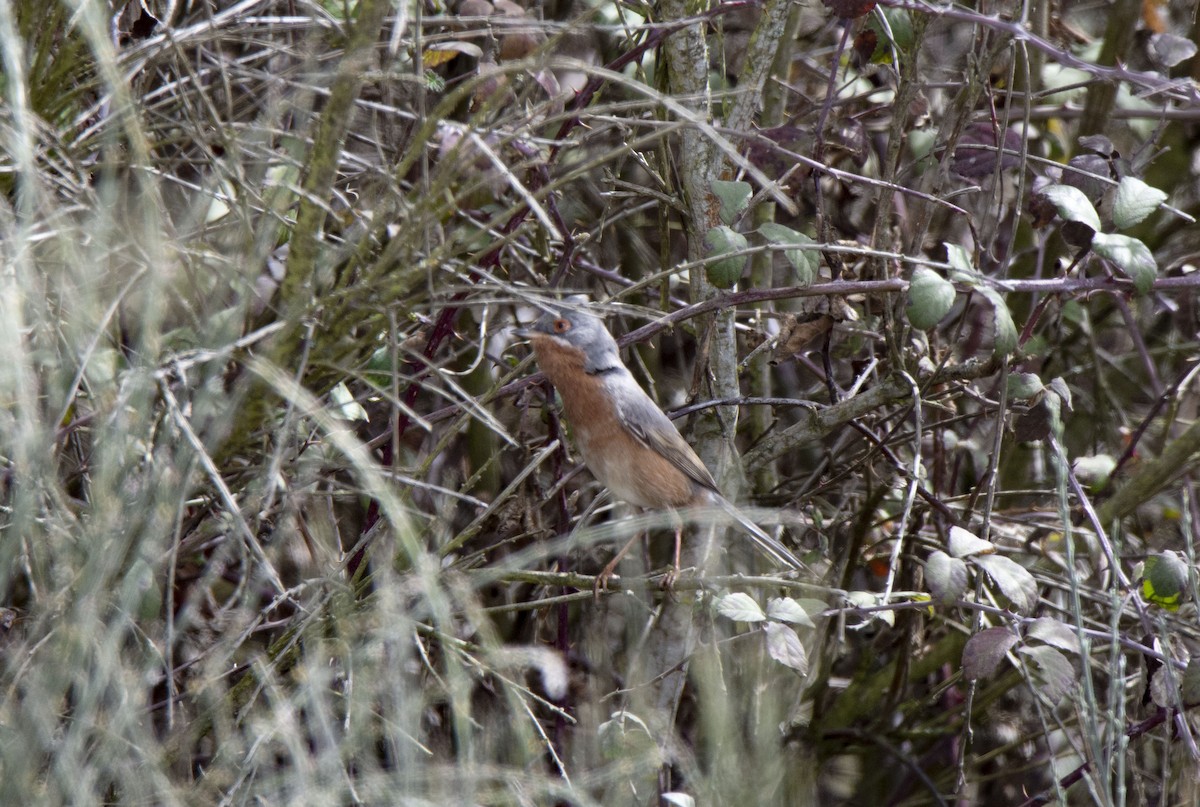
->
611;381;803;571
611;382;719;492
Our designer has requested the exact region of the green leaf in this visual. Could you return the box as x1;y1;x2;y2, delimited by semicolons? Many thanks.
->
758;222;818;285
1006;372;1044;400
948;525;993;558
905;267;956;330
424;69;446;92
977;287;1017;356
1141;552;1190;611
365;345;395;387
794;598;830;618
764;622;809;674
944;242;974;278
974;554;1038;613
1112;176;1167;229
766;597;816;627
880;8;915;52
711;179;752;225
1046;377;1073;411
1018;645;1077;702
1091;233;1157;294
925;550;968;604
866;8;914;63
1039;184;1101;232
704;225;749;288
716;592;766;622
330;381;369;422
1025;616;1081;655
1072;454;1116;488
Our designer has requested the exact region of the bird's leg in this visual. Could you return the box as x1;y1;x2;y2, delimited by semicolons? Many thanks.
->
594;532;641;597
657;506;688;590
661;523;683;590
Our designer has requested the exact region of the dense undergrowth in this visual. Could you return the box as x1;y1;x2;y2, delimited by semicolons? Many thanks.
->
2;0;1200;803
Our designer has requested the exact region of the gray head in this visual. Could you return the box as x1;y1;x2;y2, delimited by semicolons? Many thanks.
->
518;295;622;373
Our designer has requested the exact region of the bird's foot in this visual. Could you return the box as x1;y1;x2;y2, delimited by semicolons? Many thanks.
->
593;556;623;599
659;564;686;595
593;533;641;599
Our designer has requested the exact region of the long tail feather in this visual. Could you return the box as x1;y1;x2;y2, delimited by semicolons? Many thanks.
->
713;494;804;571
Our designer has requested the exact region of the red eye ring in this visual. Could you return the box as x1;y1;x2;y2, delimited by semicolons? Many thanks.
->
552;318;571;333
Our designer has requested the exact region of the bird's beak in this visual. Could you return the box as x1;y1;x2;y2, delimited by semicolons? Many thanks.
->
512;325;533;339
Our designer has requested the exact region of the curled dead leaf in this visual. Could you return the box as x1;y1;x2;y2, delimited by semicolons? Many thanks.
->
772;313;834;363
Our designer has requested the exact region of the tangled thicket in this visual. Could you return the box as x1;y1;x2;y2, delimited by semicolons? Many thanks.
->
2;0;1200;803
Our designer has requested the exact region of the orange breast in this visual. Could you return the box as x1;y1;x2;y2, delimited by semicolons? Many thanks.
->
530;336;696;509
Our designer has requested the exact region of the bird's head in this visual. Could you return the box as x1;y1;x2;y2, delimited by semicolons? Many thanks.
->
515;295;621;373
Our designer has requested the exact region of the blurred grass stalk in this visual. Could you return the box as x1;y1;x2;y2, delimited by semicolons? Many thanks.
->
0;0;471;803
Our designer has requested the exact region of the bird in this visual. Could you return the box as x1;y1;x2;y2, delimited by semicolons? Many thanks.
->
516;295;803;591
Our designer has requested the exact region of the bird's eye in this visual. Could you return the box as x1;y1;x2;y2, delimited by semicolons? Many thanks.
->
552;318;571;333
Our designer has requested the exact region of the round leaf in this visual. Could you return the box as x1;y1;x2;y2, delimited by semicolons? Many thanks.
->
704;225;749;289
1072;454;1116;488
1018;645;1077;702
1091;233;1157;294
794;598;830;618
1142;552;1190;611
1112;176;1167;229
905;267;956;330
963;627;1018;679
712;179;752;225
1038;184;1101;232
846;590;893;628
977;288;1017;356
766;597;816;627
974;554;1038;613
1149;665;1175;708
925;550;968;604
1025;616;1081;655
1006;372;1044;400
1150;33;1198;68
1078;134;1115;156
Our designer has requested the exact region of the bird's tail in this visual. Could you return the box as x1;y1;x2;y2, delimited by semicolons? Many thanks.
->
713;494;804;571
